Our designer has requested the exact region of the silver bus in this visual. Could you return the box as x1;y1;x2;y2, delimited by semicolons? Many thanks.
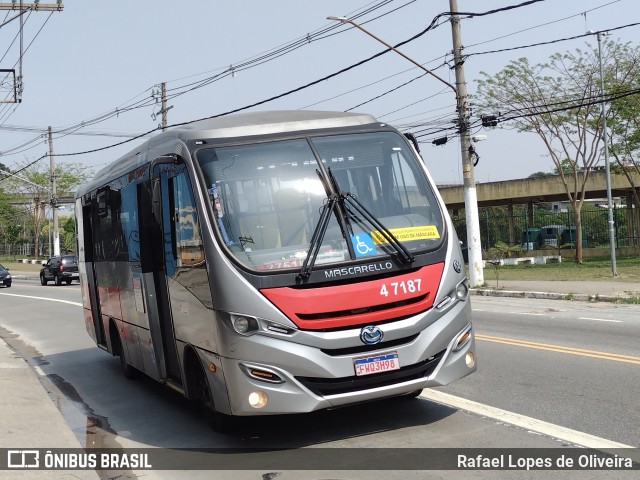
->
75;110;476;432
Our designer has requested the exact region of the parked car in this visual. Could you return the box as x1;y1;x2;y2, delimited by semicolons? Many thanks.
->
40;254;79;286
0;263;11;288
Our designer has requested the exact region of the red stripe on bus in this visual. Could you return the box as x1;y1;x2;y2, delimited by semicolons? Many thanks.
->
260;263;444;330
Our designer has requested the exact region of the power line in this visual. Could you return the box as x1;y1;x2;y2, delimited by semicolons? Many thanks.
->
467;21;640;58
465;0;621;49
2;0;627;165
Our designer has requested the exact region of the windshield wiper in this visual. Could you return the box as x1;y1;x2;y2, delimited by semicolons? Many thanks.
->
326;168;414;265
297;167;414;281
297;169;341;281
343;192;414;264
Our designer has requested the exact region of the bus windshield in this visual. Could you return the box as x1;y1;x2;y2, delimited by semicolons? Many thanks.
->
196;131;444;273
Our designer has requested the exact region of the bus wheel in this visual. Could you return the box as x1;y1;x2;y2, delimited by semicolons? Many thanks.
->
115;332;137;380
196;366;233;433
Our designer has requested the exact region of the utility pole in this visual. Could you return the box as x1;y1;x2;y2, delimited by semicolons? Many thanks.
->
152;82;173;130
48;126;59;256
595;31;617;276
0;2;64;103
161;82;168;131
327;10;485;286
449;0;484;287
0;2;64;11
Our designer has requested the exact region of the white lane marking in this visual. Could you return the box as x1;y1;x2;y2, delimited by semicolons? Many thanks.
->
420;389;634;450
0;292;82;307
480;311;622;323
578;317;622;323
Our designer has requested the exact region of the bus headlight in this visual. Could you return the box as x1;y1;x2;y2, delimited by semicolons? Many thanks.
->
231;315;259;335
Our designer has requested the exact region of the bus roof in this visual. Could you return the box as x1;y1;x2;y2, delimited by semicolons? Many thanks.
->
174;110;379;139
78;110;380;197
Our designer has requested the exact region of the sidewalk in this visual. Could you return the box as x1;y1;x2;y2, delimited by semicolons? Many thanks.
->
0;338;99;479
474;279;640;302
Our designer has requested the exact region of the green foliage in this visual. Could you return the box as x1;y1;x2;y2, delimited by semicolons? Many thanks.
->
473;39;640;262
0;161;90;257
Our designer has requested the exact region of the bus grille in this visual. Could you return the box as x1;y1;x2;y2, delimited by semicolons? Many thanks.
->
295;350;445;397
320;333;420;357
296;295;427;321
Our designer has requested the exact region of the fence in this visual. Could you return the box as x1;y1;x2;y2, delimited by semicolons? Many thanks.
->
0;242;54;259
451;206;640;252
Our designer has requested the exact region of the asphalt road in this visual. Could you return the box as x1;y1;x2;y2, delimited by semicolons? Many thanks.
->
1;278;638;480
440;296;640;447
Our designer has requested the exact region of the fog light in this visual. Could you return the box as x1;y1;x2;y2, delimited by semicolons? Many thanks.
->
231;315;258;335
234;316;250;334
465;352;475;368
248;390;268;408
455;282;469;301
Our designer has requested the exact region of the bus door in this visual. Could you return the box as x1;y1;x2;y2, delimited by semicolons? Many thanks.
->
138;160;182;384
82;202;106;347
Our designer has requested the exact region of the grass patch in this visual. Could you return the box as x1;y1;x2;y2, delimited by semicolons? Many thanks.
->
480;256;640;282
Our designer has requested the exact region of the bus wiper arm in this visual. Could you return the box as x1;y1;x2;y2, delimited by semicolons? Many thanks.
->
297;169;337;281
325;167;413;265
344;192;414;265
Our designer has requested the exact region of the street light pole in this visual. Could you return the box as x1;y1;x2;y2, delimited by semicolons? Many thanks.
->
594;31;617;277
327;12;485;286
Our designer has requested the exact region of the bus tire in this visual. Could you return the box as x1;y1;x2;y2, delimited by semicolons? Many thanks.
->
196;365;233;433
115;331;137;380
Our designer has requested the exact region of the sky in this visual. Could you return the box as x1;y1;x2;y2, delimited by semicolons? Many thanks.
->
0;0;638;195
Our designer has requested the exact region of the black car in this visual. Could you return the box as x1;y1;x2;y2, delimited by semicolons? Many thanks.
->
40;255;79;286
0;263;11;288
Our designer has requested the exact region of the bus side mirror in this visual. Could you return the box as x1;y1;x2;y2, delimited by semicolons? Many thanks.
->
151;178;162;226
404;132;420;153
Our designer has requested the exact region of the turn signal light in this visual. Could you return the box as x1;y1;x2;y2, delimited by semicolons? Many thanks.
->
454;325;473;351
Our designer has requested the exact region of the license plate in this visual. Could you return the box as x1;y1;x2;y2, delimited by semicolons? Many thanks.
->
354;352;400;377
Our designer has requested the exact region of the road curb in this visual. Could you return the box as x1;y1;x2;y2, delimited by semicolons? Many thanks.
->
471;288;626;303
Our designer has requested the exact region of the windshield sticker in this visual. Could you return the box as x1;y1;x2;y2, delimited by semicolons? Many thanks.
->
371;226;440;244
351;233;377;257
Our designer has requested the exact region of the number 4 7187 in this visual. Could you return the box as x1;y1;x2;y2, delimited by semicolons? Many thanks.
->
379;279;422;297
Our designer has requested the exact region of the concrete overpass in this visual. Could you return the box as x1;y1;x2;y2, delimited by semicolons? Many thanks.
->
438;170;640;248
438;170;639;209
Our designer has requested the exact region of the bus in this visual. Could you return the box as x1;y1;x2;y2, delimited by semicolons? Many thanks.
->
75;110;476;431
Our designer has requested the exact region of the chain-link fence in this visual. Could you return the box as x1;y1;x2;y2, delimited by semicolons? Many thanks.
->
451;205;640;252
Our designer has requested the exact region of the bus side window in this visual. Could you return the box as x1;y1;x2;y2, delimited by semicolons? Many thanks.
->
172;170;204;267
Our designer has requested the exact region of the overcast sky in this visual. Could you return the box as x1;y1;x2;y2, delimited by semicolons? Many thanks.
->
0;0;638;189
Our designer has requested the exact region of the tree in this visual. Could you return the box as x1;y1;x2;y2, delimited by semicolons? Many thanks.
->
1;160;91;258
61;215;77;253
605;41;640;213
475;43;618;263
